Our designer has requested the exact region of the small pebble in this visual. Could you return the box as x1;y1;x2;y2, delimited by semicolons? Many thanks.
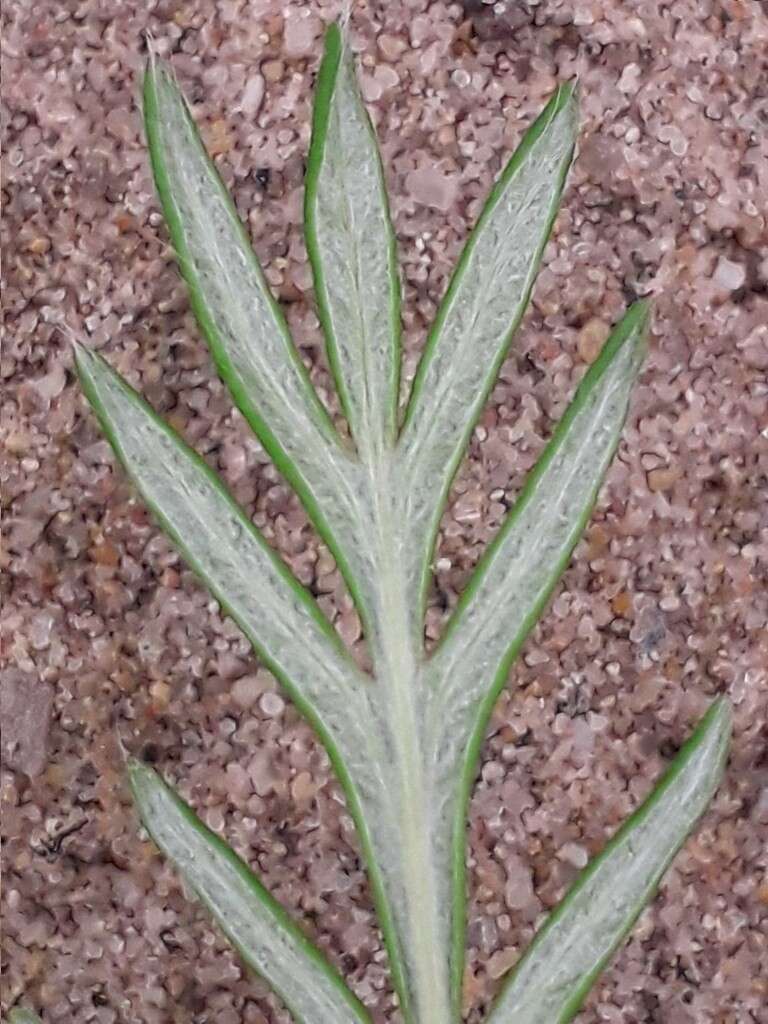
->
577;317;610;363
558;842;589;869
713;257;746;292
231;675;262;709
259;691;285;718
647;466;680;492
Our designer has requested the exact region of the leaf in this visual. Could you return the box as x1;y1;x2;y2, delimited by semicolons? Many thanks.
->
398;83;578;612
74;340;407;1020
128;760;371;1024
305;23;401;455
422;300;649;1005
73;344;366;732
76;21;728;1024
143;52;368;616
430;301;649;736
488;698;732;1024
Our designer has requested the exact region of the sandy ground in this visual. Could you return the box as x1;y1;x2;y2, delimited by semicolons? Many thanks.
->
2;0;767;1021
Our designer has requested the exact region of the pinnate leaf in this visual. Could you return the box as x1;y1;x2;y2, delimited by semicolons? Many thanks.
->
72;21;731;1024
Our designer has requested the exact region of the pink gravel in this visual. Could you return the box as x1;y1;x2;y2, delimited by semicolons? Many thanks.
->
2;1;767;1022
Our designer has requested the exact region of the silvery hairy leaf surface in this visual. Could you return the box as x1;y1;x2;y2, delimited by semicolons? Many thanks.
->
76;21;730;1024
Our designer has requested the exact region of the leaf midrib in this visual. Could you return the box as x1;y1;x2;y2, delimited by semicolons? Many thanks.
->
362;447;451;1024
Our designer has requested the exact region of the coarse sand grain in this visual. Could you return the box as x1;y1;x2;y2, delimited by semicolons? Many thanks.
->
2;1;767;1022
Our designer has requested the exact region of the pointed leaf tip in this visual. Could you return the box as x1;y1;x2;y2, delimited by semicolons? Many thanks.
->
72;339;98;378
542;79;578;132
626;296;653;329
590;297;650;375
554;79;578;108
697;694;732;752
324;18;344;51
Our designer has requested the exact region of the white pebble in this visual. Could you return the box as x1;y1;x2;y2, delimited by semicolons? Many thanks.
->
405;166;458;213
558;842;589;869
713;257;746;291
239;74;265;118
260;691;285;717
232;674;261;709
